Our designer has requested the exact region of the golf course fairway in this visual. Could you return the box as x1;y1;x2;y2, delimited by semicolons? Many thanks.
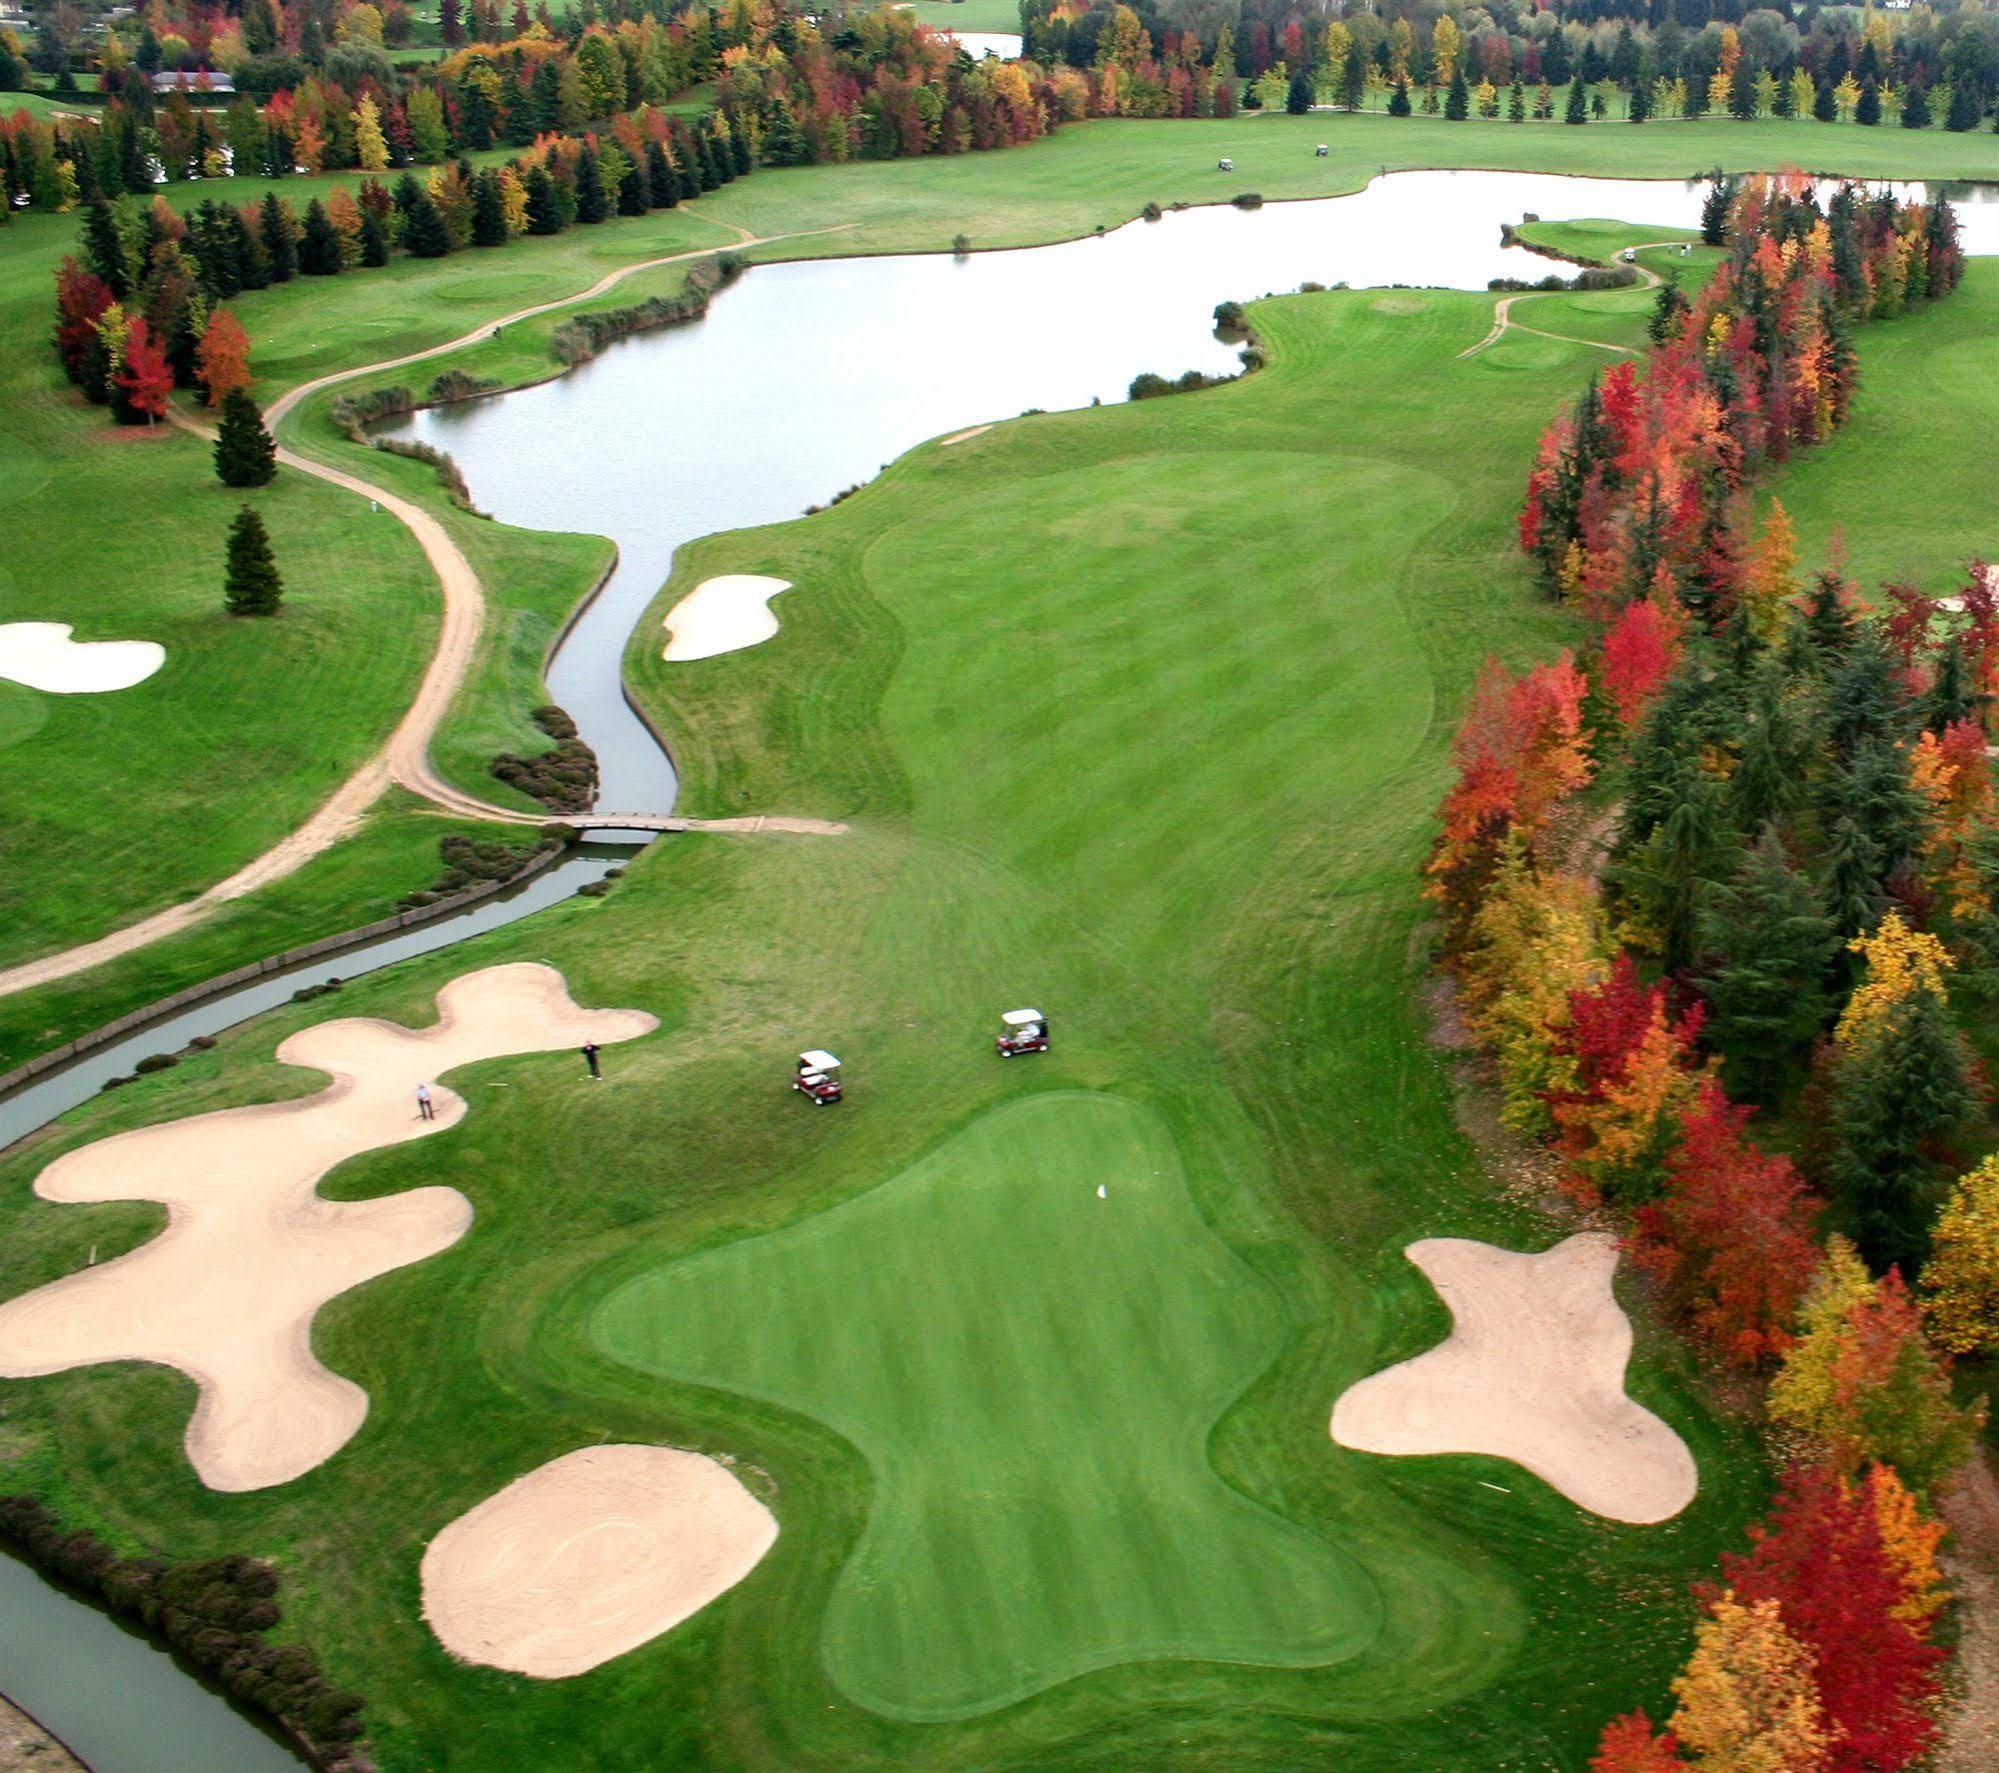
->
594;1090;1382;1720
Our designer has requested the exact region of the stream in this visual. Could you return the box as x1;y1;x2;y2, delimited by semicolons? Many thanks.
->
4;166;1996;1771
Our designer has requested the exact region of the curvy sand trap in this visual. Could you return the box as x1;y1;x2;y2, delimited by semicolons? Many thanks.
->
0;964;654;1493
1330;1233;1697;1525
0;621;164;694
661;574;793;662
421;1444;778;1678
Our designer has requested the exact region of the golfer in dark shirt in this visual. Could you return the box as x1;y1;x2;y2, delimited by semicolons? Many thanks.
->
582;1042;602;1079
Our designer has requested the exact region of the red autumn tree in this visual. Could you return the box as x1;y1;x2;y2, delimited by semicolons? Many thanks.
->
1601;594;1686;730
116;317;175;425
1590;1711;1685;1771
195;307;253;407
1425;653;1592;944
1722;1462;1945;1773
51;255;115;386
1632;1081;1822;1365
1546;953;1706;1206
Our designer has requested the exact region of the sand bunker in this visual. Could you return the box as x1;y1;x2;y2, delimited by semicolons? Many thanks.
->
661;574;793;662
421;1444;777;1678
0;622;164;694
0;964;654;1493
1330;1233;1697;1524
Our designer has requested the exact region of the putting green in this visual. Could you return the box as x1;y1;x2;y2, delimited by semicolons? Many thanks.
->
591;1090;1381;1719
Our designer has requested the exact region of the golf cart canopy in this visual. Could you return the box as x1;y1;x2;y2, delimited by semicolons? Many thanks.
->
799;1049;840;1072
1002;1009;1044;1027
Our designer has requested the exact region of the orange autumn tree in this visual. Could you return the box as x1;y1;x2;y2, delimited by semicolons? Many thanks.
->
115;316;174;424
1590;1712;1685;1771
1907;721;1993;919
1425;652;1592;950
195;307;253;406
1865;1463;1948;1627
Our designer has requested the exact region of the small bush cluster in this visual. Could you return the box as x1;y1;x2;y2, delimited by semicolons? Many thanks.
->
491;704;598;813
549;254;743;368
1230;191;1264;209
327;384;415;442
0;1496;372;1770
397;832;558;910
1128;367;1237;401
425;369;501;404
369;435;482;515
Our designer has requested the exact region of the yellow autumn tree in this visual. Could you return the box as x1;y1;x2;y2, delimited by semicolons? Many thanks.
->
1742;501;1797;640
1767;1235;1876;1433
1833;912;1952;1051
1921;1153;1999;1354
354;93;389;172
1430;14;1462;85
1669;1591;1834;1773
1458;842;1609;1136
1865;1462;1949;1624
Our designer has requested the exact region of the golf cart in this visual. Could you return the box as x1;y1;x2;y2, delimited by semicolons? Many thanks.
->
996;1009;1049;1058
794;1049;843;1105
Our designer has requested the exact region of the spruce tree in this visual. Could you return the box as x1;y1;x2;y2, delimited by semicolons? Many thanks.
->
729;116;752;175
646;138;680;203
1831;988;1977;1276
1387;76;1411;116
574;145;609;222
1564;73;1588;124
1901;84;1931;129
524;165;562;235
298;199;343;275
1286;68;1313;114
213;389;277;488
1695;827;1837;1102
1945;81;1983;133
471;167;508;245
1627;76;1650;122
1648;277;1689;344
1922;636;1980;733
223;505;283;615
1445;64;1469;119
1856;78;1881;125
259;194;297;282
81;198;133;299
617;159;649;217
1814;78;1837;122
359;207;389;267
403;189;452;258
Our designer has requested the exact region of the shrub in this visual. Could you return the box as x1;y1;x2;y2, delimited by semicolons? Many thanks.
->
491;704;599;813
133;1053;179;1074
1213;299;1246;329
425;368;501;404
1231;191;1264;209
369;435;483;515
327;384;414;441
548;253;744;367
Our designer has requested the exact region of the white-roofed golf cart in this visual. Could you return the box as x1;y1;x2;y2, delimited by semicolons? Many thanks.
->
995;1009;1049;1058
794;1049;843;1104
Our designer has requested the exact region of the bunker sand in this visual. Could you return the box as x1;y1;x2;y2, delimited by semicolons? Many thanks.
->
0;964;654;1492
662;574;794;662
1331;1233;1697;1525
422;1444;778;1678
0;621;165;694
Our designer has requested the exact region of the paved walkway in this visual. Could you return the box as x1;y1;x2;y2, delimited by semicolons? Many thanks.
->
3;225;849;1002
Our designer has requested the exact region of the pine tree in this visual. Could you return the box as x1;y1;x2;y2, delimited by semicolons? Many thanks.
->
1830;983;1977;1276
1387;76;1411;116
259;194;298;282
1945;81;1983;133
646;139;680;204
223;505;283;616
1508;78;1526;122
298;199;343;275
524;166;562;235
1695;829;1837;1102
574;145;609;223
617;158;649;217
1648;277;1690;344
1900;84;1931;129
472;167;507;245
1445;64;1469;119
402;189;452;258
81;198;134;299
1565;73;1588;124
359;208;389;267
1857;78;1882;125
213;389;276;488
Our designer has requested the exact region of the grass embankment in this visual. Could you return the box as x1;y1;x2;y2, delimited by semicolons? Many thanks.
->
5;109;1995;1035
1;244;1777;1772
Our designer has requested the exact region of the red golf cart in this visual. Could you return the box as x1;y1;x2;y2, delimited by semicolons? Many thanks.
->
996;1009;1049;1058
794;1049;843;1105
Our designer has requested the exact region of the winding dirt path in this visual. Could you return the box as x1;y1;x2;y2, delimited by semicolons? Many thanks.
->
1459;240;1690;360
1;225;850;1001
1938;1452;1999;1771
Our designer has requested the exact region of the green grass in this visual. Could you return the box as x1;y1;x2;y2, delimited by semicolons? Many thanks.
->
0;248;1776;1773
597;1091;1383;1721
5;113;1999;1769
896;0;1025;33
